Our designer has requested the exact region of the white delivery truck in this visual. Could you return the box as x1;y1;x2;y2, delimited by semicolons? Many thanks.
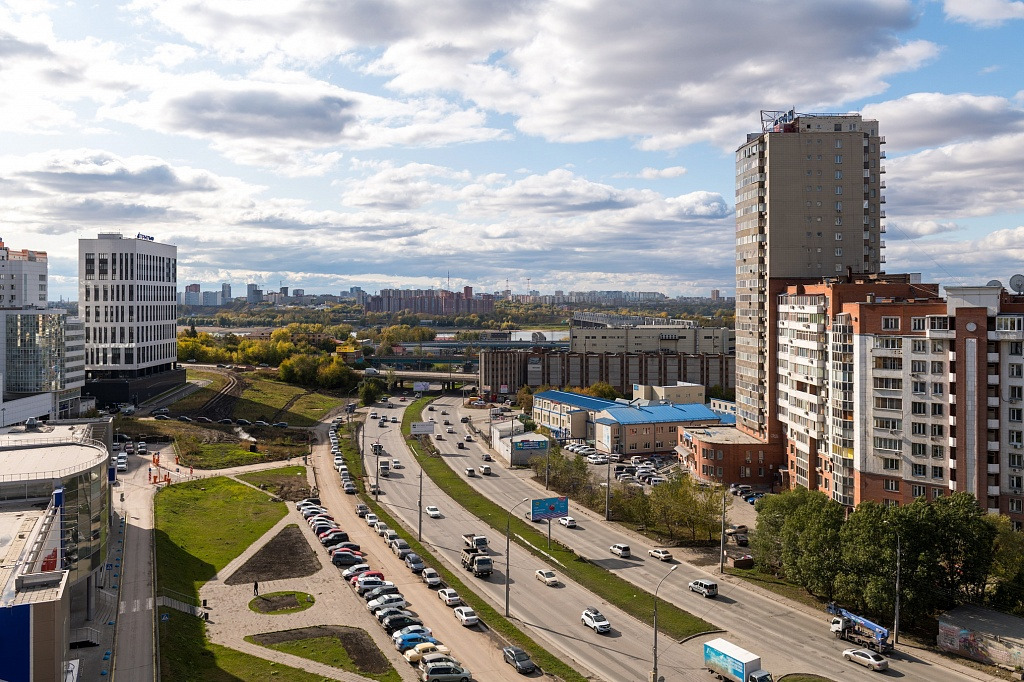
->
703;638;773;682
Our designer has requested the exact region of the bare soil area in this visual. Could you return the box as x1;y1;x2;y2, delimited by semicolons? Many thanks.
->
248;625;390;675
225;524;321;585
250;593;300;613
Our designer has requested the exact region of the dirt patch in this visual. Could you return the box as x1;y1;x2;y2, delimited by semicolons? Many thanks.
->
225;524;320;584
249;625;390;674
251;593;300;613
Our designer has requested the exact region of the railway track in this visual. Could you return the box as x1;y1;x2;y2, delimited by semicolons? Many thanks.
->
199;369;244;420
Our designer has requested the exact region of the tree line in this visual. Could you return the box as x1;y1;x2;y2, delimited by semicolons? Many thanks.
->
752;488;1024;625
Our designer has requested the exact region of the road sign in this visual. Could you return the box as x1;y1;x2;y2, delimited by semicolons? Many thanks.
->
531;496;568;521
514;440;547;450
410;421;435;435
161;613;170;622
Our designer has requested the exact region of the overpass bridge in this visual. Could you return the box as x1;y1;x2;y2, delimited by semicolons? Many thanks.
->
361;368;477;392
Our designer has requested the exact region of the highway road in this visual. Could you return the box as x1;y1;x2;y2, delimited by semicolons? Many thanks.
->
366;395;989;682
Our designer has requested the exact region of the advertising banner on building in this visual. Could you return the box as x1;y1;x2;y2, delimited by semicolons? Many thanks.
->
513;439;547;450
414;381;430;392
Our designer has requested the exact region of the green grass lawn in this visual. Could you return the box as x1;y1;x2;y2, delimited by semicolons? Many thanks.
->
248;591;316;615
233;377;306;423
726;566;828;612
154;476;287;597
173;370;230;414
238;466;308;492
252;635;401;682
286;392;342;427
400;398;715;643
159;608;333;682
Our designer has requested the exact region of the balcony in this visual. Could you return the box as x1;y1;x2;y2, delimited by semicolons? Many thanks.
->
989;353;1000;363
988;485;1002;497
989;396;1001;407
989;374;1000;385
988;463;1001;474
988;419;1000;430
988;441;1001;451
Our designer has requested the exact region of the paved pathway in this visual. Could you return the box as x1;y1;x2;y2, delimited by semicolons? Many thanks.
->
198;469;418;682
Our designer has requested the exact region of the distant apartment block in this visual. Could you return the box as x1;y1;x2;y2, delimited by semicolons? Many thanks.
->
364;287;495;315
0;240;47;309
479;348;733;396
571;324;734;355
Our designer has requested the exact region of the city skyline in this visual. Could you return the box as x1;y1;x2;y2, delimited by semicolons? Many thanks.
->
3;1;1024;300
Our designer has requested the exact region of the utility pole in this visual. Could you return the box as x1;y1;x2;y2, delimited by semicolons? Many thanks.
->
417;469;424;541
719;490;727;574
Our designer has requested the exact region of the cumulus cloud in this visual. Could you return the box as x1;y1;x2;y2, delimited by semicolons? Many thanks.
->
616;166;688;179
943;0;1024;26
884;219;962;239
864;93;1024;151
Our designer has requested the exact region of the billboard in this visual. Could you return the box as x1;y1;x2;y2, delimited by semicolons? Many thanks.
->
500;384;509;393
531;496;568;521
410;421;435;435
414;381;431;392
513;440;547;450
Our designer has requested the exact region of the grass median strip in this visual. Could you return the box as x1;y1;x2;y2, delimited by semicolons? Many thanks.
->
334;419;588;682
400;397;715;642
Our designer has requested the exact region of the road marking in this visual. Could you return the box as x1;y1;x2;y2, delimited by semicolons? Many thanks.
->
133;599;140;612
119;601;126;614
146;597;153;611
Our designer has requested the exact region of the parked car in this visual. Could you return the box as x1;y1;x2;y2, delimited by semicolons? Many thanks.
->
421;568;442;587
341;564;370;580
405;553;425;573
396;633;440;653
217;418;234;424
392;625;431;644
154;414;171;420
364;513;379;526
383;614;423;635
421;662;473;681
343;482;357;494
733;534;749;547
453;606;478;626
351;571;383;585
502;646;536;674
405;643;452;664
331;551;363;566
581;606;611;633
725;524;748;536
535;569;558;586
437;588;460;606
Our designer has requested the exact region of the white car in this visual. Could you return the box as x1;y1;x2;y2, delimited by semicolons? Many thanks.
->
391;458;402;469
425;506;442;518
453;606;478;626
610;543;631;557
843;648;889;671
421;568;442;587
535;569;558;586
437;588;460;606
649;548;673;562
364;513;378;526
558;516;577;528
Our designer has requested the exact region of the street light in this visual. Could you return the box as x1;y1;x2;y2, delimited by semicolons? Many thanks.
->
893;530;901;646
652;565;677;682
505;497;530;618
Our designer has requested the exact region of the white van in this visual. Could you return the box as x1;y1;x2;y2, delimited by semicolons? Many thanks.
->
688;579;719;598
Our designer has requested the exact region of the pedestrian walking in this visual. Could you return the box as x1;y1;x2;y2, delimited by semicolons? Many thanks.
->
253;581;259;596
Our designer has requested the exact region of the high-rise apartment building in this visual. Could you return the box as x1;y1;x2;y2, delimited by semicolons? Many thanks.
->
78;233;183;404
734;110;885;444
0;240;48;309
221;282;232;302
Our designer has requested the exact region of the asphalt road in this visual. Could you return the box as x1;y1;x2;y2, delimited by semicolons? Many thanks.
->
432;396;987;682
313;419;525;681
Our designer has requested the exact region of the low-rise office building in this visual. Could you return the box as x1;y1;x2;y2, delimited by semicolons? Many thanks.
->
677;424;782;489
594;402;719;457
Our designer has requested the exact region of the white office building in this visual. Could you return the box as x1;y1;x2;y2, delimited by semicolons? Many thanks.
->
0;239;48;309
78;233;183;404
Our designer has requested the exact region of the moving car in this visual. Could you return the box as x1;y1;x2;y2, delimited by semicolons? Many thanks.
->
502;646;536;674
535;569;558;586
649;548;673;562
843;648;889;671
609;543;631;557
425;506;441;518
581;606;611;633
688;579;719;598
558;516;577;528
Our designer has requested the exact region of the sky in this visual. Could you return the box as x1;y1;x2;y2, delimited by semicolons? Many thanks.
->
4;0;1024;301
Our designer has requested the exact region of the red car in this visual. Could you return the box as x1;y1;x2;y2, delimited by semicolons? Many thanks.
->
351;570;384;585
331;547;365;558
319;528;346;540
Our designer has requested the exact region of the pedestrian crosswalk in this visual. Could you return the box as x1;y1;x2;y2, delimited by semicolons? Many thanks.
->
118;597;154;614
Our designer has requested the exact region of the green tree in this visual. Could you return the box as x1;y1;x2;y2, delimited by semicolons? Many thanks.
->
385;368;398;392
515;385;534;412
779;492;844;599
359;378;385;406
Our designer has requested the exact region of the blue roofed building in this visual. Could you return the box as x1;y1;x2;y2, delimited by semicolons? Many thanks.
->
595;403;721;457
531;390;617;441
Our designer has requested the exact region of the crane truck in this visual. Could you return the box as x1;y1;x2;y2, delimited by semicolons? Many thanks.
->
827;603;893;652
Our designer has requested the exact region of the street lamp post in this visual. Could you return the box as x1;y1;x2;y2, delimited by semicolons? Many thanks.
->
652;565;677;682
605;459;611;520
505;498;530;618
893;531;901;646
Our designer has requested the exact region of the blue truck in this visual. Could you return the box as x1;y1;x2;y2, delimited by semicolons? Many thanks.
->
827;603;893;652
703;638;774;682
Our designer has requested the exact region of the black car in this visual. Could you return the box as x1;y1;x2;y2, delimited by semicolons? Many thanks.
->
355;504;370;517
331;541;361;553
154;415;171;420
322;533;352;548
382;614;422;634
272;422;288;428
177;415;193;422
503;646;536;674
734;534;749;547
196;416;213;423
331;552;363;566
218;418;233;425
364;584;401;602
236;418;252;426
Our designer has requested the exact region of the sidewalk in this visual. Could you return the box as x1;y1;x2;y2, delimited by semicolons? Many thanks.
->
198;488;417;681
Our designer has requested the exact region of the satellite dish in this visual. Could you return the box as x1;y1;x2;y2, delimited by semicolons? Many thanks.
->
1012;274;1024;295
987;280;1003;288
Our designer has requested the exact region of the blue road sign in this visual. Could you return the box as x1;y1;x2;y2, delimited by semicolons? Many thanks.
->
160;613;170;622
531;496;568;521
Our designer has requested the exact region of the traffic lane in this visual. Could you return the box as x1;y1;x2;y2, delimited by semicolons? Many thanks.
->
376;420;691;681
322;422;523;681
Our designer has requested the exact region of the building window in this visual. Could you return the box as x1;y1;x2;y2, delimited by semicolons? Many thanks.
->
911;317;926;331
1011;386;1023;400
912;381;927;394
1011;408;1023;422
912;360;928;373
883;479;900;492
835;139;843;148
835;248;843;256
932;383;944;396
882;458;900;470
874;417;902;430
1010;475;1023;490
1010;432;1023;446
932;403;944;416
912;443;927;457
912;464;926;477
875;397;903;410
932;445;945;459
1011;342;1024;356
1010;364;1023;378
835;155;843;163
932;340;944;353
912;484;926;498
931;361;945;374
881;317;900;331
912;401;927;415
931;424;945;437
1010;499;1023;513
912;340;927;353
835;186;843;195
911;422;926;435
